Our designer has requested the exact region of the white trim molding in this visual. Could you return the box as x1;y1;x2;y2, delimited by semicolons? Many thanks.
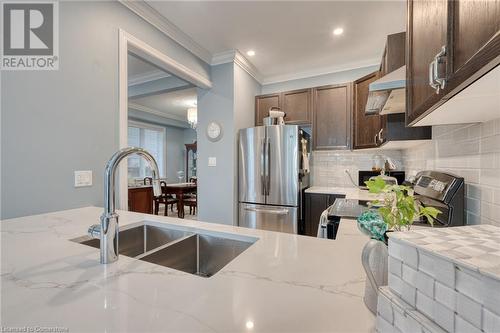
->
128;70;170;86
261;59;380;85
119;0;212;64
211;49;263;83
118;29;212;210
128;102;189;124
124;30;212;89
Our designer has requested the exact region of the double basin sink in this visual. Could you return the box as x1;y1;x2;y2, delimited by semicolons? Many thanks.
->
73;222;257;278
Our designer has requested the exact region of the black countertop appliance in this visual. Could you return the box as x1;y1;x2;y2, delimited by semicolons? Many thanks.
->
358;170;406;187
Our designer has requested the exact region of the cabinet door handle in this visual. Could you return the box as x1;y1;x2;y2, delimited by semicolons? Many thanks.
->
434;46;447;93
429;59;439;91
429;46;447;94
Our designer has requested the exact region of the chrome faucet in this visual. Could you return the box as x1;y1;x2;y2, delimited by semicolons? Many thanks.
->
88;147;162;264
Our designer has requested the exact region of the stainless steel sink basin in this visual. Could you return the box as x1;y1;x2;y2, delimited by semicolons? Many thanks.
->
75;224;191;257
72;222;257;277
140;233;255;277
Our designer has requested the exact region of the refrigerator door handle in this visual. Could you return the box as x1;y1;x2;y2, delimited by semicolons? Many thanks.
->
260;138;266;196
244;207;289;215
265;137;271;196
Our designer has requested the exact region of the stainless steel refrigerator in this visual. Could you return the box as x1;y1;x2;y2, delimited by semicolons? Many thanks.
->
238;125;310;234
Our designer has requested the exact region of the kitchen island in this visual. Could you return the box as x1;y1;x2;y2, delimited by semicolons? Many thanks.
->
1;207;374;332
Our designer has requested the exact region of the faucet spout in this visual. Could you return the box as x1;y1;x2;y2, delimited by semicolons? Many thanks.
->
91;147;162;264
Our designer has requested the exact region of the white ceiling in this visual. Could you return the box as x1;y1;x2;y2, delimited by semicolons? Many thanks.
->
146;1;406;83
130;87;198;121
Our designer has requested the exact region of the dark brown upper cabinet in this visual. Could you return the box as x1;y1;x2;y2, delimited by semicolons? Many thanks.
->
353;71;384;149
255;89;312;125
406;0;500;126
255;93;281;126
380;32;406;76
282;88;312;124
312;83;352;150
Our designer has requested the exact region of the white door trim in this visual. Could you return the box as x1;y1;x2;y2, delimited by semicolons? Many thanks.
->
118;29;211;210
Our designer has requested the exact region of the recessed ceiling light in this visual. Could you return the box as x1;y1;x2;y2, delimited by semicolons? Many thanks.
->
246;50;256;57
333;28;344;36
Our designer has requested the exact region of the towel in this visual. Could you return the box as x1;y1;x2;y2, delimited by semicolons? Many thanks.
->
317;209;329;238
301;137;310;173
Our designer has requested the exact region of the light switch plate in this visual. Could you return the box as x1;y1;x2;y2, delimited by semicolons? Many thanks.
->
208;157;216;167
74;170;92;187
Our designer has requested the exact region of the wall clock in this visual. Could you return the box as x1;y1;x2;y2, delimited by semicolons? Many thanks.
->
206;121;223;142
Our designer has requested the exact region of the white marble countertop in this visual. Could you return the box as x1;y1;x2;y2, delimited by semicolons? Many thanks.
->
306;186;381;202
1;207;375;332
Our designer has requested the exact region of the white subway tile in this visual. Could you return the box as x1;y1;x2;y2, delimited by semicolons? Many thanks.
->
402;264;418;286
455;314;482;333
416;271;435;298
433;300;455;333
377;292;394;324
389;257;403;278
419;251;455;288
456;293;482;329
483;275;500;316
376;315;396;333
416;291;433;319
435;281;457;311
455;268;484;304
483;308;500;333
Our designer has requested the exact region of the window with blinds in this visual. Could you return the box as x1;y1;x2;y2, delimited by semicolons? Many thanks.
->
127;121;166;179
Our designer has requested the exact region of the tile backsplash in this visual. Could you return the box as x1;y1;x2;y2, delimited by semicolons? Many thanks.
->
310;118;500;226
403;118;500;227
311;150;404;187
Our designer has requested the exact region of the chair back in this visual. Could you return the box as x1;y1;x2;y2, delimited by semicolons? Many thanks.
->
144;177;153;185
160;181;168;195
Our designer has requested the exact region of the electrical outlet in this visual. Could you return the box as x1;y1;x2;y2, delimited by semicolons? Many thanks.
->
74;170;92;187
208;157;217;167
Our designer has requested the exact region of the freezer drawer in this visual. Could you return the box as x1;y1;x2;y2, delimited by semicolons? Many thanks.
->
239;203;297;234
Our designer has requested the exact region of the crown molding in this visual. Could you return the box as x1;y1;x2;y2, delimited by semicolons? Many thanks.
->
119;0;212;64
119;1;379;88
128;70;170;86
128;102;189;125
211;49;263;83
261;59;380;85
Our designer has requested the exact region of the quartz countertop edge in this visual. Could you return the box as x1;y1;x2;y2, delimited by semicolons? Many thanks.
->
388;225;500;282
1;206;375;332
305;186;381;201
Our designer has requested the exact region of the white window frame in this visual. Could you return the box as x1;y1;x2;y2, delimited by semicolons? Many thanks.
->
127;120;167;179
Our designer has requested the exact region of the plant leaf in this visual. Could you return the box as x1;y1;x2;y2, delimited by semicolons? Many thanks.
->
365;177;387;193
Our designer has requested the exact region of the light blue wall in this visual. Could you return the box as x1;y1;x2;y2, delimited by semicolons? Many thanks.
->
196;63;261;225
165;127;196;182
1;1;209;219
197;63;235;225
261;65;378;94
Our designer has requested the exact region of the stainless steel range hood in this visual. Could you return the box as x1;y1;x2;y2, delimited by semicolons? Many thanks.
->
365;66;406;115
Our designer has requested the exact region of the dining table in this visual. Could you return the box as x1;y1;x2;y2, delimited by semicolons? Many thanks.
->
164;182;197;218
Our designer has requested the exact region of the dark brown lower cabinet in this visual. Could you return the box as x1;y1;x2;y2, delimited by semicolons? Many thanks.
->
304;193;344;237
128;187;153;214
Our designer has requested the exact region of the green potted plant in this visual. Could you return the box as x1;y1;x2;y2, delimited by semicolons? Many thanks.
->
357;176;440;314
358;177;441;240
